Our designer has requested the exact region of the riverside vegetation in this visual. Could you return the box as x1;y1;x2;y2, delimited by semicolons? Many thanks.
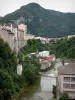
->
0;39;51;100
0;39;41;100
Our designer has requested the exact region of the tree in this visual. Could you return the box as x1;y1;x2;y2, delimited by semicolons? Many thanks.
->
0;90;4;100
59;92;69;100
0;58;4;68
0;70;15;100
23;68;35;84
52;85;56;99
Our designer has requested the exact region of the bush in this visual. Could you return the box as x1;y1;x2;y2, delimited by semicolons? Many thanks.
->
0;70;15;100
59;92;69;100
52;85;56;98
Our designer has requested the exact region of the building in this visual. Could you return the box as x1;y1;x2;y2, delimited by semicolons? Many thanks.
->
41;60;51;70
57;63;75;99
67;35;75;39
13;23;27;53
46;54;56;62
0;23;29;53
17;28;26;50
38;51;50;57
39;54;55;70
24;34;35;41
0;27;14;50
0;23;36;53
18;23;27;33
34;37;50;44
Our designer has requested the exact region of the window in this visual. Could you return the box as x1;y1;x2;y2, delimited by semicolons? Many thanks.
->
63;83;70;88
63;83;75;89
71;77;75;82
71;84;75;89
64;77;70;82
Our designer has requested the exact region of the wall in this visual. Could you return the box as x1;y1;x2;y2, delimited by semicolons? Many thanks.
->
0;29;9;42
39;51;50;57
8;33;14;50
0;29;14;50
58;74;75;99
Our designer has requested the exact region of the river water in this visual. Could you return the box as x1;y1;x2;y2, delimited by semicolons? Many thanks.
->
17;60;62;100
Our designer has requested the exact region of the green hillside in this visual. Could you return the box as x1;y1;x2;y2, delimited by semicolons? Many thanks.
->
0;3;75;37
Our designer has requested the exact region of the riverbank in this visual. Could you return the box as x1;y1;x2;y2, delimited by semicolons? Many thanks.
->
12;76;40;100
16;76;56;100
16;60;62;100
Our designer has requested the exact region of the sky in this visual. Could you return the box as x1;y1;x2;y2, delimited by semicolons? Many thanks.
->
0;0;75;16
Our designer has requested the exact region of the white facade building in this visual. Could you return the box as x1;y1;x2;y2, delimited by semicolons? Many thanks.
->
38;51;50;57
57;63;75;99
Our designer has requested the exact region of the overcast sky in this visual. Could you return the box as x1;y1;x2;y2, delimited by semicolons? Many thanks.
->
0;0;75;16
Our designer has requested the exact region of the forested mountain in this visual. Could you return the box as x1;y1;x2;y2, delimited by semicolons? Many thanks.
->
51;37;75;59
0;17;2;20
0;3;75;37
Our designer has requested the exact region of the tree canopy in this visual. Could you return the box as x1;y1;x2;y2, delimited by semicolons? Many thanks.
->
55;37;75;59
0;39;41;99
59;92;69;100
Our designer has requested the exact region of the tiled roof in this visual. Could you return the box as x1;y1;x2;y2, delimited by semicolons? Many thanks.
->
58;63;75;75
46;54;55;60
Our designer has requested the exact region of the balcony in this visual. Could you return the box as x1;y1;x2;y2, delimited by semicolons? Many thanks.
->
71;77;75;82
63;77;75;82
63;83;75;89
63;77;70;82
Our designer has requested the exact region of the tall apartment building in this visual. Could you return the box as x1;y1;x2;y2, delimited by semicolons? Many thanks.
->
0;27;14;50
0;23;27;53
57;63;75;99
15;24;27;53
0;23;35;54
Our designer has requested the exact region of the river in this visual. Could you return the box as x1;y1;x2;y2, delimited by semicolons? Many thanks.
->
17;60;62;100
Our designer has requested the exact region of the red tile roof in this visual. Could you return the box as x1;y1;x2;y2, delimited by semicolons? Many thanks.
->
39;54;55;64
46;54;55;60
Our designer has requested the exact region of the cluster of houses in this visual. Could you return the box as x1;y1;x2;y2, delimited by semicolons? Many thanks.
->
30;51;56;70
17;50;56;75
57;62;75;100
